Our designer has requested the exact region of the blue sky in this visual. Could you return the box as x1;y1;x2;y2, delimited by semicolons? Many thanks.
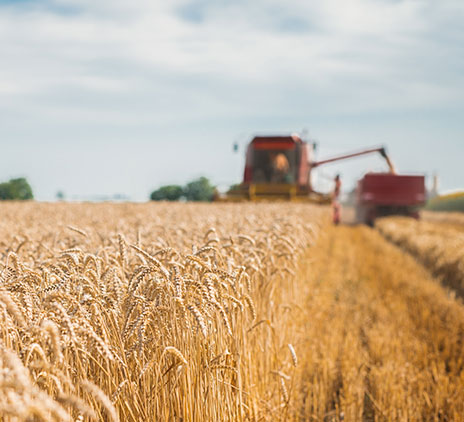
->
0;0;463;200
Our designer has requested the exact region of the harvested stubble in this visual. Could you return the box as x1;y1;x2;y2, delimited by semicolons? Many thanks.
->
0;202;324;422
292;225;464;421
376;216;464;296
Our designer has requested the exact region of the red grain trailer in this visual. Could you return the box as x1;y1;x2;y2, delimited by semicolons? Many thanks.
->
356;173;426;225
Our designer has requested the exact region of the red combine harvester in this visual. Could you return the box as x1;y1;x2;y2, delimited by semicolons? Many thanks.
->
224;134;426;224
239;135;315;200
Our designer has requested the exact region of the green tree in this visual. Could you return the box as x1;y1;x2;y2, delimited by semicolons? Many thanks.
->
0;178;34;200
150;185;184;201
184;177;215;202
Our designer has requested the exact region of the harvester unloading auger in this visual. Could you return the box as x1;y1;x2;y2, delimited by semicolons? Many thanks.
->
221;134;425;224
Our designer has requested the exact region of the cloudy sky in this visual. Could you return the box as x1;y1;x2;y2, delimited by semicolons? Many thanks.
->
0;0;463;200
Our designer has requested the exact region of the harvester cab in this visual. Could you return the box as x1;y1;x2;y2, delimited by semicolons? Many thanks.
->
225;134;322;201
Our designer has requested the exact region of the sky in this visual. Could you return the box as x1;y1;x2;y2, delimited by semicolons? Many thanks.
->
0;0;463;200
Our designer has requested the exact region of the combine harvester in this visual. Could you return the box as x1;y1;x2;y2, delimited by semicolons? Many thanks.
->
223;134;426;224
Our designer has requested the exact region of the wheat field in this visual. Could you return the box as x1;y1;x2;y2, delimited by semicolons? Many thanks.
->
377;216;464;296
422;211;464;230
1;203;464;422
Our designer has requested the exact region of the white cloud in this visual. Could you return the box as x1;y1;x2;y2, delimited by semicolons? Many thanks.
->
1;1;462;104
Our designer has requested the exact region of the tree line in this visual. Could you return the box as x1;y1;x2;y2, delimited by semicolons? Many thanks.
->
150;177;215;202
0;176;216;202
